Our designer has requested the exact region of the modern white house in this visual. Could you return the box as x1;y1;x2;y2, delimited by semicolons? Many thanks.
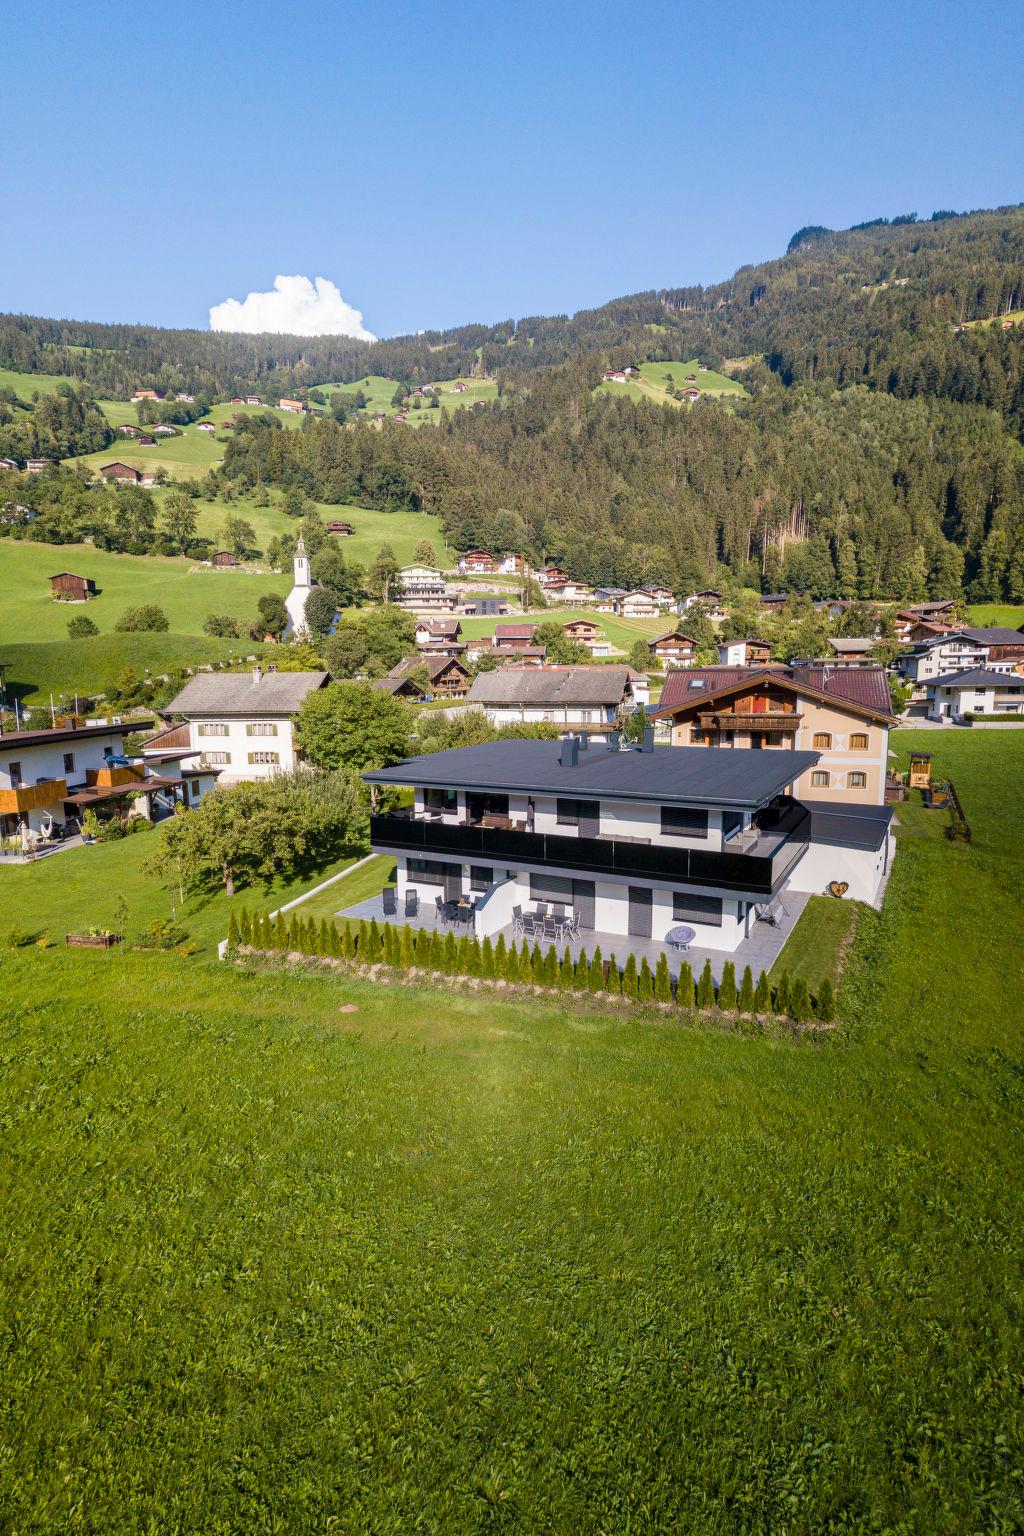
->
467;666;644;734
924;667;1024;721
896;631;992;685
0;719;213;843
396;566;458;612
162;667;329;782
362;735;894;956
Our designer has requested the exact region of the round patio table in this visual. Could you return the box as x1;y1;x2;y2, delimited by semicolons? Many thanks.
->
665;925;696;952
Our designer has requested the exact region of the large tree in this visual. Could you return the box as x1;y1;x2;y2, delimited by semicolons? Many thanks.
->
295;681;411;772
162;488;198;554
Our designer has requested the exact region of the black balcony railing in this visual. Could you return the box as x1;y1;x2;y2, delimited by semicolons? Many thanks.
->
370;799;810;898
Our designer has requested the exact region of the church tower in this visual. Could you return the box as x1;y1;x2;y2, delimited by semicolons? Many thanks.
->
284;536;313;637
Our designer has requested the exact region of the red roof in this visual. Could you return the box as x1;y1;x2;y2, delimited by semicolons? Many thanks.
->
495;623;537;640
655;664;893;721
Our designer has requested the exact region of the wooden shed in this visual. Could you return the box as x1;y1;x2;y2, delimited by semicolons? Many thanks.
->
49;572;96;602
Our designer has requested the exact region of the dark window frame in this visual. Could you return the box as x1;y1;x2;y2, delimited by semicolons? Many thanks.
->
556;798;580;826
660;805;709;839
672;892;723;926
470;865;494;892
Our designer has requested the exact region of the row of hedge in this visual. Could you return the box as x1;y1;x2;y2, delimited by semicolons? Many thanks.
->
227;907;836;1023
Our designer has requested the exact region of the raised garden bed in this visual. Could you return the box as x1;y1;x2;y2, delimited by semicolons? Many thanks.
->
66;932;122;949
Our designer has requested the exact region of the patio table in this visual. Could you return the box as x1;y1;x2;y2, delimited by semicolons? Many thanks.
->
665;924;696;952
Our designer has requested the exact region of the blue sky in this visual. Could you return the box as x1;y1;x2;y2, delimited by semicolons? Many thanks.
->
4;0;1022;338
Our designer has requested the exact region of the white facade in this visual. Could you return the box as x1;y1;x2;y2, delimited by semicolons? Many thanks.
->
190;715;301;783
897;634;988;683
926;673;1024;721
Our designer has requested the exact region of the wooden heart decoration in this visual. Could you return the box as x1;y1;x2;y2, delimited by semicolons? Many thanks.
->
827;881;850;898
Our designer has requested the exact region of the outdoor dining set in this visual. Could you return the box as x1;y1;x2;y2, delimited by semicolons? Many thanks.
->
511;903;581;943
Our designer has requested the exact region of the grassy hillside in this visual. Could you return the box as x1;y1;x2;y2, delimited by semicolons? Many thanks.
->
3;632;270;706
966;602;1024;627
458;606;669;653
69;401;306;481
0;729;1020;1529
320;373;498;425
596;358;747;408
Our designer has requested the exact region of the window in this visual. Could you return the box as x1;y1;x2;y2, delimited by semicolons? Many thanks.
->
198;722;229;736
408;858;452;886
811;770;830;787
689;728;707;745
8;761;22;787
247;751;280;766
661;805;708;839
202;751;230;766
556;798;579;826
470;865;493;892
246;722;278;737
812;732;832;749
424;787;457;813
672;892;723;926
847;771;867;789
849;732;869;751
190;781;201;800
63;752;75;773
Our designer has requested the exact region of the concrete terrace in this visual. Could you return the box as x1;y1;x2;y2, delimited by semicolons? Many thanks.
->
336;890;810;984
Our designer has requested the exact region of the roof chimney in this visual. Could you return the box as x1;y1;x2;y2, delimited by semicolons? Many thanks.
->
251;665;262;686
640;725;655;753
559;734;580;768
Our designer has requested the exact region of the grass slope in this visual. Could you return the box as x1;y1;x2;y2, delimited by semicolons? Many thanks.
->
0;732;1021;1528
596;358;748;408
69;402;306;481
3;632;270;707
457;606;669;654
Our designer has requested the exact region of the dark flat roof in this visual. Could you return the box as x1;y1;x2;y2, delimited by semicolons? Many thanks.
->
808;800;893;851
364;740;820;810
0;720;149;751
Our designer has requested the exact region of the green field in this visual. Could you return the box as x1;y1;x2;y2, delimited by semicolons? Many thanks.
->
966;602;1024;628
0;729;1021;1528
458;606;670;655
69;401;307;481
2;632;273;708
596;358;748;408
319;372;498;426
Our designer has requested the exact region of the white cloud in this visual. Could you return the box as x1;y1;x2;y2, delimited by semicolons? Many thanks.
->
209;274;376;340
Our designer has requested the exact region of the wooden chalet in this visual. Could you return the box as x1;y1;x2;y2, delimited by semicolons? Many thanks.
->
49;572;96;601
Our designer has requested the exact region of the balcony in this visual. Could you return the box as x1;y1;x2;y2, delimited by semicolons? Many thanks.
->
0;778;68;814
697;710;802;733
370;799;810;899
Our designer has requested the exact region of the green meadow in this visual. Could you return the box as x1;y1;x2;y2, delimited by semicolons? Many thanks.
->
596;358;748;408
1;633;272;708
458;606;670;654
0;729;1021;1529
319;372;498;425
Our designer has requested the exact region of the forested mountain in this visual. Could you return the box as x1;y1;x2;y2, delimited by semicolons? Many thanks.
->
3;204;1024;599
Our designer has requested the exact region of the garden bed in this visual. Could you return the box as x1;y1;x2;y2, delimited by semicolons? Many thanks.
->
65;932;122;949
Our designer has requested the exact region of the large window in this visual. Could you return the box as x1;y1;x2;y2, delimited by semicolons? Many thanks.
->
849;732;869;751
470;865;494;892
7;761;22;787
556;798;580;826
424;787;457;814
246;722;278;737
847;771;867;789
408;858;453;885
812;732;832;749
202;751;230;765
660;805;708;839
672;892;723;926
63;752;75;773
198;722;229;737
247;751;280;766
811;770;830;787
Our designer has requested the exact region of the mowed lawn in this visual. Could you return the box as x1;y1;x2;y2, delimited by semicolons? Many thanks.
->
0;732;1022;1529
458;606;669;654
69;402;307;481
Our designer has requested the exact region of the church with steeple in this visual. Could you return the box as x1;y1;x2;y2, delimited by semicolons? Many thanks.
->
283;537;314;637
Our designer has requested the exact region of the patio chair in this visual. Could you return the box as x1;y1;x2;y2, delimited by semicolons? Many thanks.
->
404;889;419;918
382;887;398;917
565;909;581;938
512;904;524;936
434;894;448;924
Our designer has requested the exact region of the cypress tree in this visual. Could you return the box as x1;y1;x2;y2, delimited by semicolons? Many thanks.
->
318;917;331;956
543;945;558;986
531;943;545;985
287;913;300;951
494;933;508;980
654;952;672;1003
443;930;458;974
588;944;604;992
696;960;715;1009
339;923;352;960
399;925;414;968
790;976;811;1022
466;936;481;976
456;933;471;974
574;947;588;988
774;971;791;1016
718;961;737;1011
638;957;654;1002
621;954;638;1000
738;965;756;1013
816;976;836;1023
227;911;239;950
480;936;495;979
256;913;270;948
368;918;382;963
754;969;771;1013
558;948;575;990
330;922;342;958
514;940;529;984
605;955;622;996
429;929;444;970
238;906;251;944
675;961;694;1008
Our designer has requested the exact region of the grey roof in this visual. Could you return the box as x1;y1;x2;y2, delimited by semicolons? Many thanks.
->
364;739;821;811
959;627;1024;645
165;670;328;717
468;666;633;707
808;800;893;851
927;667;1024;690
827;637;875;653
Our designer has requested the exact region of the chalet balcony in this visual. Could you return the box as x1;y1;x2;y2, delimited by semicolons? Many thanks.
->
370;799;810;900
0;778;68;814
697;710;802;732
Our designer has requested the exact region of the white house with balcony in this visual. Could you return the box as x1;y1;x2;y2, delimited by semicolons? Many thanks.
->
925;667;1024;722
162;667;328;783
361;735;894;962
